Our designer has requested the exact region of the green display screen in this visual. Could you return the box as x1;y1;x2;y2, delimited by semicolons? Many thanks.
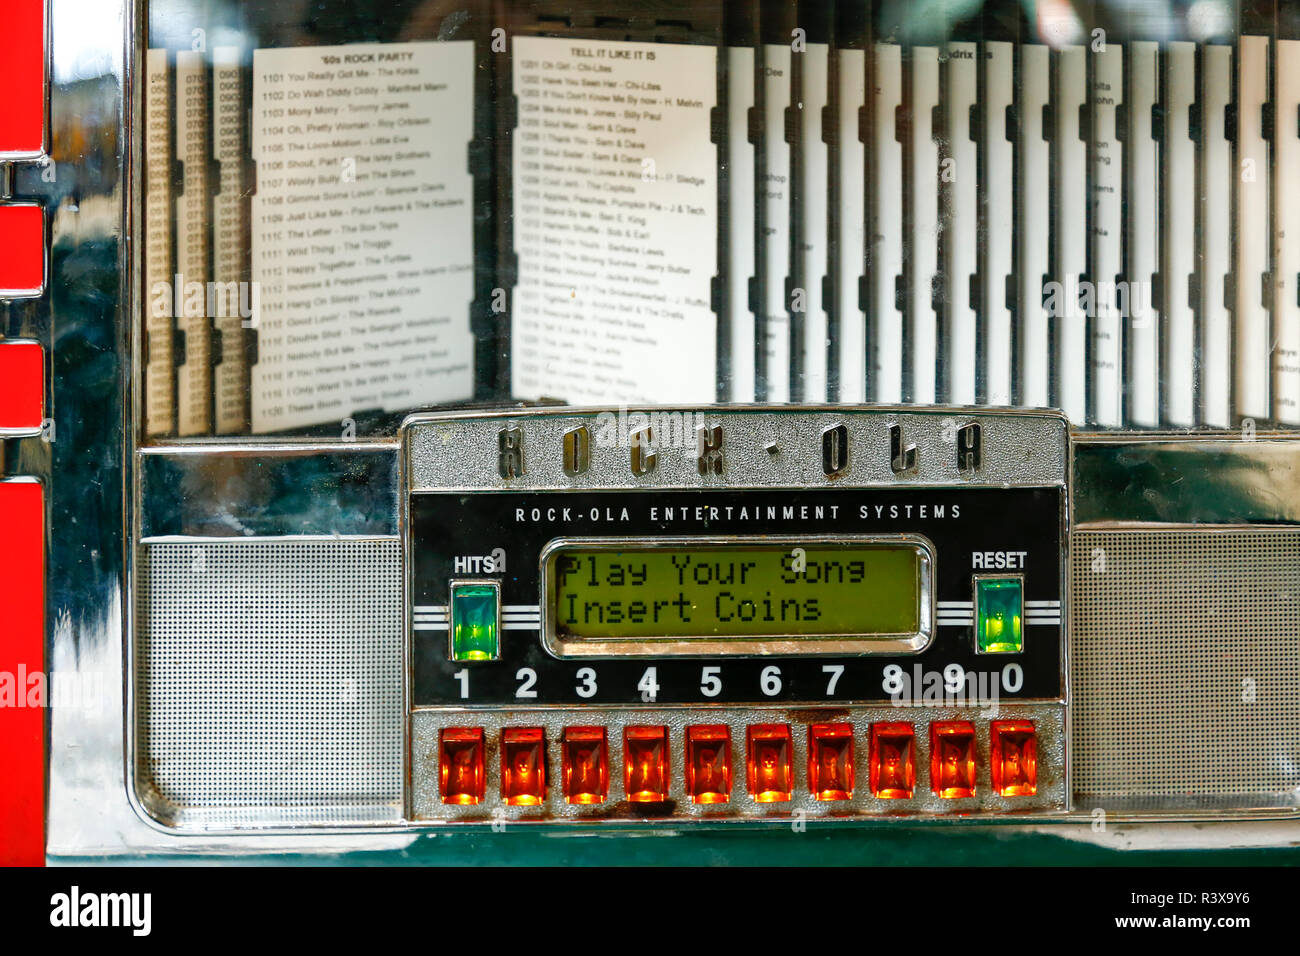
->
545;540;923;643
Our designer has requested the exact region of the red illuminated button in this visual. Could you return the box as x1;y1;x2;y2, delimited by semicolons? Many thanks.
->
624;726;669;803
746;724;792;803
990;720;1038;796
869;722;916;799
0;341;44;434
501;728;546;806
439;727;485;805
930;721;977;798
807;723;854;801
562;727;608;804
0;0;47;158
685;725;732;804
0;479;44;865
0;205;45;296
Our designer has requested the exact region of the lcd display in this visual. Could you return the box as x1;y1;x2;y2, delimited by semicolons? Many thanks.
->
543;537;929;654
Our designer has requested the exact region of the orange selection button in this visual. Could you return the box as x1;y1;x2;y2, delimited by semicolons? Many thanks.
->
562;726;609;804
991;720;1038;796
808;723;854;801
869;722;916;799
685;725;732;804
439;728;485;805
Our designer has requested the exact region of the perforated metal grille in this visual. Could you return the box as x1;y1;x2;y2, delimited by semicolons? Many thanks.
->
1071;528;1300;809
135;540;403;827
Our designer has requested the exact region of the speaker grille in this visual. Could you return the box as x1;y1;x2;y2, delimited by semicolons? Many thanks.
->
135;539;403;827
1071;528;1300;809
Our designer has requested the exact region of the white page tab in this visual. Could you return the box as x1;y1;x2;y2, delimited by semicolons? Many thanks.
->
982;40;1014;407
1054;45;1087;423
800;43;830;400
909;46;940;405
872;42;904;403
1236;34;1271;421
1127;41;1160;427
1275;39;1300;424
1090;43;1123;427
944;41;977;405
836;46;867;404
1018;44;1051;409
1163;41;1196;427
763;42;792;402
728;45;756;403
1201;43;1233;427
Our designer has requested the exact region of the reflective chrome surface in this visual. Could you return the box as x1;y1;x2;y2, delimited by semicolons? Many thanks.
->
1073;434;1300;526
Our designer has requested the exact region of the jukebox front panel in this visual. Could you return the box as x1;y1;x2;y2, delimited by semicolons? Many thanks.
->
403;408;1068;822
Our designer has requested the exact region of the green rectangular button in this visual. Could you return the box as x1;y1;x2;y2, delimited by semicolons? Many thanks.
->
450;582;500;661
975;577;1023;653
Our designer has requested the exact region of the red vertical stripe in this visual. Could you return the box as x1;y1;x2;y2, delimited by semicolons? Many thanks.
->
0;0;47;158
0;205;46;296
0;342;45;433
0;480;45;866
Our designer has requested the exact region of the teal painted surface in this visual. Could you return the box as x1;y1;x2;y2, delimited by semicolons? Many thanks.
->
54;827;1300;866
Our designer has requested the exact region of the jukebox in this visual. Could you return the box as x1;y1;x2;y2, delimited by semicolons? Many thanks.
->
2;0;1300;863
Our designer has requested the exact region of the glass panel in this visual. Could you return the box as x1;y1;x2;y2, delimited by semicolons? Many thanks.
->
138;0;1289;442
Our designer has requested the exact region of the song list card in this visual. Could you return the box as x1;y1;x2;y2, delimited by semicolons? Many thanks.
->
250;41;475;433
511;35;718;404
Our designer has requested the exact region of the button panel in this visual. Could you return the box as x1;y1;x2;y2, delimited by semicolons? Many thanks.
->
413;712;1059;822
405;410;1067;825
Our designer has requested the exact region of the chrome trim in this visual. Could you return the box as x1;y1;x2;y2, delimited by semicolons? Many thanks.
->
403;405;1070;492
1072;433;1300;526
137;443;400;538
